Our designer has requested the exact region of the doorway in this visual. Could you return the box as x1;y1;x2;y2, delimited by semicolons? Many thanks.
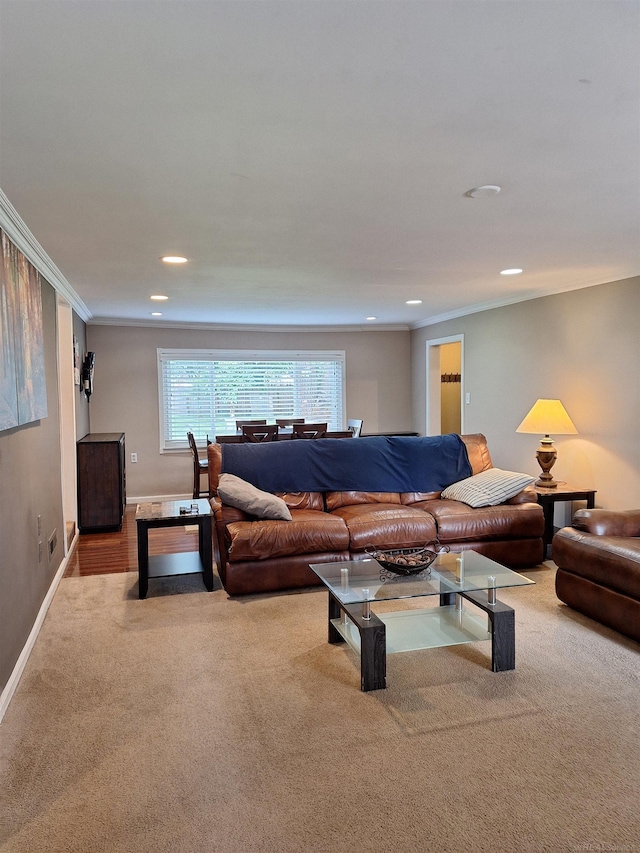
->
426;335;464;436
56;297;78;553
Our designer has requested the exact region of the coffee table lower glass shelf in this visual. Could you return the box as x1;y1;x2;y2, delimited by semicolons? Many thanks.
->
332;605;491;655
310;550;534;691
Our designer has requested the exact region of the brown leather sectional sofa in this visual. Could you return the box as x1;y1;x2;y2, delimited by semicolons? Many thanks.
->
208;433;545;595
553;509;640;643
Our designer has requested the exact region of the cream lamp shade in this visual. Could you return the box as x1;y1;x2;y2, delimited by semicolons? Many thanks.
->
516;399;577;488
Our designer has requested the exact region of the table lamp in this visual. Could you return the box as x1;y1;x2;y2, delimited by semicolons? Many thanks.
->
516;399;577;488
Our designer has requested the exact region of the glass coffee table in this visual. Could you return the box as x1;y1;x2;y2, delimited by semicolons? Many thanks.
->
309;551;534;691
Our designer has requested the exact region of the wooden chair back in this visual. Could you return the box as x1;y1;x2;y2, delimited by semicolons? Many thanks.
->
292;422;327;440
275;418;305;427
187;431;209;498
241;424;279;443
236;419;267;432
347;418;363;437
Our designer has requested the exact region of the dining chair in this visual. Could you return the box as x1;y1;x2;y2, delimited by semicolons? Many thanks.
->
187;431;209;499
235;419;267;432
275;418;305;427
241;424;279;442
292;422;327;439
215;435;243;444
347;418;363;437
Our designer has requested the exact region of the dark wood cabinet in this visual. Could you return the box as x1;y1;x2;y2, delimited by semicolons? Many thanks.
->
77;433;126;532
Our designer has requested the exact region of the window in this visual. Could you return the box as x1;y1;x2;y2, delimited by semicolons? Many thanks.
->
158;349;345;450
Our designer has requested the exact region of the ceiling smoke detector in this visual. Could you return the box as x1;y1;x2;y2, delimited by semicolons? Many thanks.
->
464;185;501;198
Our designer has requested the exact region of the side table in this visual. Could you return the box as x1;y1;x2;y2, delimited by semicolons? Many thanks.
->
534;485;596;556
135;499;214;599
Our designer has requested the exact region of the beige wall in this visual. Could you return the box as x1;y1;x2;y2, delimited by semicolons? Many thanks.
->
411;277;640;512
0;279;65;694
86;325;412;499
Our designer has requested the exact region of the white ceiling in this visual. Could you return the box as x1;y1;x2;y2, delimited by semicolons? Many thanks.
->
1;0;639;329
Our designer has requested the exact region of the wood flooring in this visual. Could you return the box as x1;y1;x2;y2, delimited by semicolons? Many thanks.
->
64;505;199;577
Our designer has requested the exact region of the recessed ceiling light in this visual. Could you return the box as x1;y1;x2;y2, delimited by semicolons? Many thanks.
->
150;294;169;301
161;256;188;264
464;185;501;198
406;299;422;305
500;268;523;275
151;312;163;316
366;316;377;321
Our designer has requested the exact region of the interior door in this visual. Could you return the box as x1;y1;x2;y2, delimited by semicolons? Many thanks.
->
426;335;464;436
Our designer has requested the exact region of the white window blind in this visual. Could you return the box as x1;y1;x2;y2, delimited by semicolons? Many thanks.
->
158;349;345;450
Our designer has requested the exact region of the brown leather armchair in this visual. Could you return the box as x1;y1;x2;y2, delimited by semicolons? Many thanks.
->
552;509;640;642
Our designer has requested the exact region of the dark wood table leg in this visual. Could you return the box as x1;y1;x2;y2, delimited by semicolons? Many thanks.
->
137;519;149;599
357;612;386;691
199;515;214;591
328;593;344;644
489;604;516;672
460;589;515;672
538;498;555;555
327;594;387;691
341;603;386;692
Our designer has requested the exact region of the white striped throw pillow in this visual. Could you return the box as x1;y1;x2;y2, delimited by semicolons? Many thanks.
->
441;468;535;508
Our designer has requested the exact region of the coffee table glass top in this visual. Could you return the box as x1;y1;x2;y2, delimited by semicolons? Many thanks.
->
309;550;534;605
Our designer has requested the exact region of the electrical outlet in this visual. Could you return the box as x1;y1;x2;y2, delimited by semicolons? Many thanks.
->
48;529;57;560
37;514;42;535
465;392;471;405
130;452;138;463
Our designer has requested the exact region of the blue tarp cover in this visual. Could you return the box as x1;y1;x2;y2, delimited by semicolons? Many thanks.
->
220;434;471;494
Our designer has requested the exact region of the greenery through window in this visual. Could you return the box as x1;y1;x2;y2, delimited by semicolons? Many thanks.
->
158;349;345;450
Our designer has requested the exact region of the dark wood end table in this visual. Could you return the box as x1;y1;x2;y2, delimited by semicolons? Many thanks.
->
534;485;596;555
135;499;213;599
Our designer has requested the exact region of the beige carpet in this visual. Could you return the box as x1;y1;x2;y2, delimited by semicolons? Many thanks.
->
1;563;639;853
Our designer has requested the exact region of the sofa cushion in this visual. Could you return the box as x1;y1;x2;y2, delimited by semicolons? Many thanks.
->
218;473;292;521
325;491;401;511
279;492;325;512
225;509;350;561
415;499;544;543
441;468;535;507
330;504;438;552
401;491;441;505
460;433;494;475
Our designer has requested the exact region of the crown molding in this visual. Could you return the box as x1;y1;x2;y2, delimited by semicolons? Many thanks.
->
408;278;624;330
0;189;92;322
88;317;410;333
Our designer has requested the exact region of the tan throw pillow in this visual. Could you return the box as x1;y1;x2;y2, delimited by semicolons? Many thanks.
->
441;468;535;508
218;473;292;520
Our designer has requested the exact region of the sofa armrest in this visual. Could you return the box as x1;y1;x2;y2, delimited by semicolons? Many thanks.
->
209;496;249;524
507;486;538;506
572;508;640;538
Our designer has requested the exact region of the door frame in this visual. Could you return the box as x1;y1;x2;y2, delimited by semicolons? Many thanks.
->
56;296;78;554
425;334;464;436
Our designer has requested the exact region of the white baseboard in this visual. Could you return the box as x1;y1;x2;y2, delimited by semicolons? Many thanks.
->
0;552;70;724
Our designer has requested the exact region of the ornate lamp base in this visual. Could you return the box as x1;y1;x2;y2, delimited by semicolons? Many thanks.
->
535;438;558;488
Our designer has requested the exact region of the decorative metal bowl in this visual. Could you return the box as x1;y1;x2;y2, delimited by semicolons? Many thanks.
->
365;544;445;576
